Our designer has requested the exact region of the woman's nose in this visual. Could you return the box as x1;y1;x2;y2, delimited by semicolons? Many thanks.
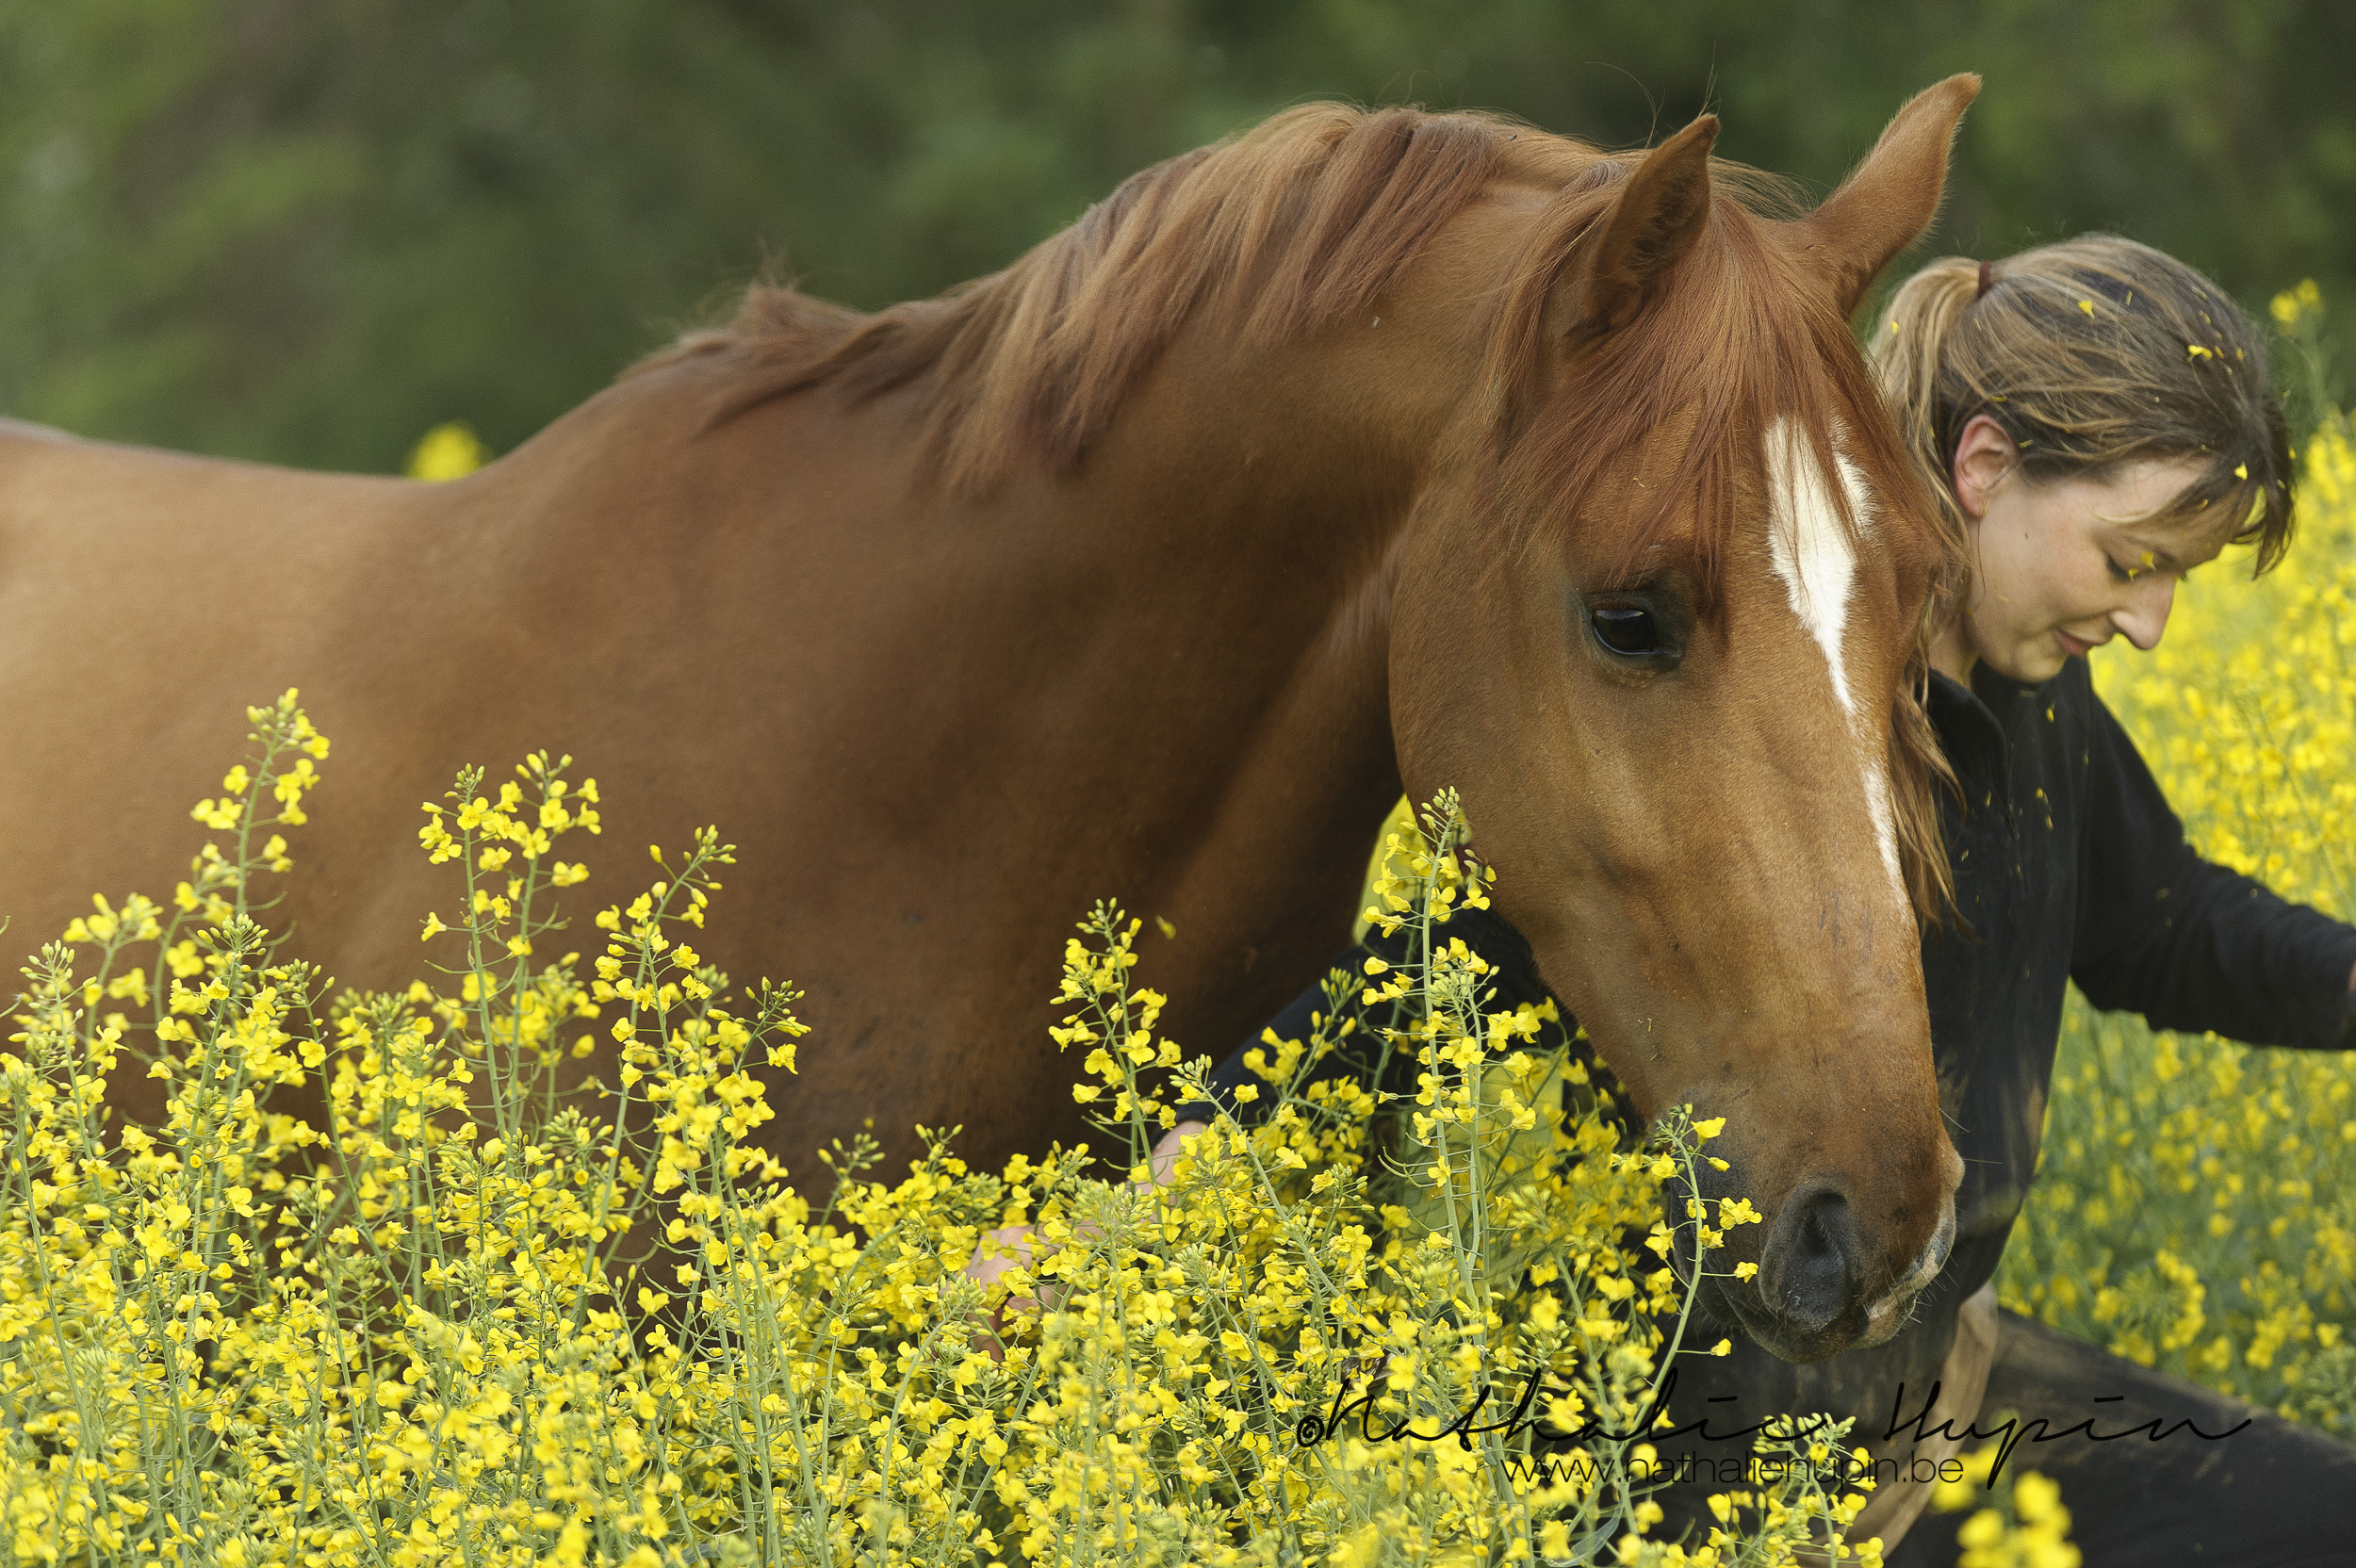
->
2115;577;2177;650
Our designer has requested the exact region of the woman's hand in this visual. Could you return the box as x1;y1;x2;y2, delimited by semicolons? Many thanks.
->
960;1119;1211;1361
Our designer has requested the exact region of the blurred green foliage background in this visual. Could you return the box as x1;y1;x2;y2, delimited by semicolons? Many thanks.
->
2;0;2348;473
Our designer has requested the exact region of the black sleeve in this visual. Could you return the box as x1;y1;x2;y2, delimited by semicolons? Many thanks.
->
1169;907;1580;1129
2070;693;2356;1050
1167;928;1407;1132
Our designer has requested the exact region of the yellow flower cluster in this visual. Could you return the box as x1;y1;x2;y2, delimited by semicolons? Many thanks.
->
2270;278;2322;331
986;792;1872;1565
3;723;1872;1564
404;422;490;482
1929;1448;2079;1568
1998;393;2356;1433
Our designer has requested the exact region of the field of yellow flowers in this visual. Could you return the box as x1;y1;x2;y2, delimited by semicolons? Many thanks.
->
0;703;1879;1567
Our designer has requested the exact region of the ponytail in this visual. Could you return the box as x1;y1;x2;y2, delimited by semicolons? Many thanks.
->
1873;257;1984;634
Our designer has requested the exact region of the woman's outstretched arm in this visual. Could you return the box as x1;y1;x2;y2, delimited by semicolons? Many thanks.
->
2070;692;2356;1048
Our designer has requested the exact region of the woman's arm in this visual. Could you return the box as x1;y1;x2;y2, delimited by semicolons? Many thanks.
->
2070;693;2356;1049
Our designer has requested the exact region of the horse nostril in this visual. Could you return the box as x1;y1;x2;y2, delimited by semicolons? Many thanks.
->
1761;1184;1857;1333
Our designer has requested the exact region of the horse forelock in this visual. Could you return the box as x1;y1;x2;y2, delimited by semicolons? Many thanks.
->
1482;188;1965;930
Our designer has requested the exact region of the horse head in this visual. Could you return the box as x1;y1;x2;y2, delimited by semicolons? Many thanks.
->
1388;78;1979;1362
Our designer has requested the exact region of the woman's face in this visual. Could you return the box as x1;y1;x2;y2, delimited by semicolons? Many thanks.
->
1947;414;2225;685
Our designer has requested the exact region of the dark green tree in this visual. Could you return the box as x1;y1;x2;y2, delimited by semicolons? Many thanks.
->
2;0;2346;471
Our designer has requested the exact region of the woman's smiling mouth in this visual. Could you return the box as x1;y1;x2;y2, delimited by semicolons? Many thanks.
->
2054;627;2103;657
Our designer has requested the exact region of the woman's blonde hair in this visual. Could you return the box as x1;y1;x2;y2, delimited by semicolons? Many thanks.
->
1871;235;2297;630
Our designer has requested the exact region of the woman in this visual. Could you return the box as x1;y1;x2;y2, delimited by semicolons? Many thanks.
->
978;237;2356;1560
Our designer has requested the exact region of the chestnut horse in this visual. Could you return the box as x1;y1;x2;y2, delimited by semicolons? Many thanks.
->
0;77;1976;1362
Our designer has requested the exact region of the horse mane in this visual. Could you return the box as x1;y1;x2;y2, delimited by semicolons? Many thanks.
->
648;102;1963;926
650;104;1562;490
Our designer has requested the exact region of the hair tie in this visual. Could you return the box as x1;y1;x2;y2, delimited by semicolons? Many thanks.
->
1975;260;1993;299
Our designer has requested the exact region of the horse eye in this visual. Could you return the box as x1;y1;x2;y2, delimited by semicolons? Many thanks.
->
1590;605;1659;657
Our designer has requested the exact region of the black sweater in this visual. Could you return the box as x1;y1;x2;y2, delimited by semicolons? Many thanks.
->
1175;656;2356;1497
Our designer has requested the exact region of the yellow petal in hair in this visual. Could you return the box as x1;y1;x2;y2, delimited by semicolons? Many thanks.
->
2233;463;2249;480
2079;299;2095;316
2187;343;2213;359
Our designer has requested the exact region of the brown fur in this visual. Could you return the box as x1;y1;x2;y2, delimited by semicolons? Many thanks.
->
0;78;1981;1364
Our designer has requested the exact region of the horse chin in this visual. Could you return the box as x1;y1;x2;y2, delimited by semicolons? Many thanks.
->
1855;1287;1920;1348
1695;1266;1932;1364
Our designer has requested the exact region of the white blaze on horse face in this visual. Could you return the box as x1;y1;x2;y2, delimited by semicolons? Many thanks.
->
1765;416;1905;897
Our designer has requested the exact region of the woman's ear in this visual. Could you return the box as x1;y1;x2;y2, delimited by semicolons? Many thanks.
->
1951;413;2018;522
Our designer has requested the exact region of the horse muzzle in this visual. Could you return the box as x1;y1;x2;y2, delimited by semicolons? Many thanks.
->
1685;1176;1958;1364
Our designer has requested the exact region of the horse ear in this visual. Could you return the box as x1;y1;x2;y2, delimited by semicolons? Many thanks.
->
1794;74;1982;318
1550;113;1720;346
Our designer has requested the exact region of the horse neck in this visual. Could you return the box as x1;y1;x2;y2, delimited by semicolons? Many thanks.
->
1052;188;1525;613
951;258;1501;937
742;286;1481;968
1060;278;1498;687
